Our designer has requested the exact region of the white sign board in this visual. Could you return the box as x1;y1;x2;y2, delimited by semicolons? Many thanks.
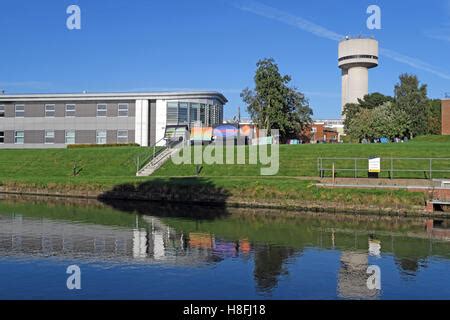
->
368;157;381;173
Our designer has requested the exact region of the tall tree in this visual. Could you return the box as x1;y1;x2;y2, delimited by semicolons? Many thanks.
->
345;102;408;142
394;74;429;138
241;58;312;140
356;92;394;109
427;99;442;135
343;92;394;135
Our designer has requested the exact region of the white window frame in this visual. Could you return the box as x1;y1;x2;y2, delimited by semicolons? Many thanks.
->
65;104;76;117
15;105;25;118
0;105;5;117
118;103;129;117
44;130;55;144
0;131;4;144
65;130;76;145
96;130;107;145
14;131;24;144
45;104;55;118
97;104;107;117
117;130;129;144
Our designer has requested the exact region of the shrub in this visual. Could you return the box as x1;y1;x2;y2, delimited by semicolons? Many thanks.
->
67;143;140;149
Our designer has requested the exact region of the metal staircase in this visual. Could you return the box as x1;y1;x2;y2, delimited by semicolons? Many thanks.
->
136;136;187;177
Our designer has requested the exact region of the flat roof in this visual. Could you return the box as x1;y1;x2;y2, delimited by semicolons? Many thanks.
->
339;35;377;42
0;91;228;104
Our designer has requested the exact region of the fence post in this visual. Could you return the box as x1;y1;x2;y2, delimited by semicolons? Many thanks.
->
317;158;320;177
354;159;357;178
321;158;323;178
391;158;394;179
318;158;322;178
430;158;433;180
332;162;336;185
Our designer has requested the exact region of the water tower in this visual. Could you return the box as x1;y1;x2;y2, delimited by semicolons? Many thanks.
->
338;37;379;115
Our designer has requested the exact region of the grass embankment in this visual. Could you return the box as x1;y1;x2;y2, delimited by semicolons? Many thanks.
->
0;146;151;189
155;138;450;179
1;137;448;212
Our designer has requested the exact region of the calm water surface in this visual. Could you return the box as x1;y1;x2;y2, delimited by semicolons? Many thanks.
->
0;196;449;300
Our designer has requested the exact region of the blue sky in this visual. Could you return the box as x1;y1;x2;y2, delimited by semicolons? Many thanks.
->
1;0;450;119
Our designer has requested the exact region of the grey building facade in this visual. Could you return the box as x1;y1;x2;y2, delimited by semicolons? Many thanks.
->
0;91;227;148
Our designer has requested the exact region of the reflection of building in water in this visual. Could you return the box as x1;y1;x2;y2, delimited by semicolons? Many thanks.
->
426;219;450;241
0;213;217;266
213;240;238;257
189;233;214;250
0;213;254;266
369;239;381;257
239;239;251;255
338;252;379;299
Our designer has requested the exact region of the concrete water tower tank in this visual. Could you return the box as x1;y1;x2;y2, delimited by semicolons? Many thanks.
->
338;37;379;115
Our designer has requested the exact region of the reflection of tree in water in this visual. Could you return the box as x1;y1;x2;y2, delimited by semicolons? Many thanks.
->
395;258;421;277
253;245;297;294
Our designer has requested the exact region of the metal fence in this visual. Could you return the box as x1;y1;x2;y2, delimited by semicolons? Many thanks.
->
317;157;450;179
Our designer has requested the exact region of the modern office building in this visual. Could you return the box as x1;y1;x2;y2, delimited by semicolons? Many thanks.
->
339;37;379;115
442;99;450;135
0;91;227;148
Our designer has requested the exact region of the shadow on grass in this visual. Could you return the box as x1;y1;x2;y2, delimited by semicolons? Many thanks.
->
98;177;231;220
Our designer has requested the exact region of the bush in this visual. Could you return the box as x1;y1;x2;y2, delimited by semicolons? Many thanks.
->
342;135;359;144
67;143;140;149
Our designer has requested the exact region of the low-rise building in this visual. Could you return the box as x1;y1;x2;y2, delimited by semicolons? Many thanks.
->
0;91;227;148
303;120;342;143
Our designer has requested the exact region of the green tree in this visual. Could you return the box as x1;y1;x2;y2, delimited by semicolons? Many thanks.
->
370;102;409;139
345;108;373;141
394;74;429;138
427;99;442;135
241;58;312;141
343;92;394;136
345;102;408;141
356;92;394;109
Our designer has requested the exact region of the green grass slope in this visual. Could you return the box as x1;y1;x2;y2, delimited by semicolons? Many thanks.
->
0;146;155;187
155;139;450;178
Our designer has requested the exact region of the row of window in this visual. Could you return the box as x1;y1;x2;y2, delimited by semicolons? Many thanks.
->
338;54;379;62
0;130;129;145
0;104;129;118
166;102;222;126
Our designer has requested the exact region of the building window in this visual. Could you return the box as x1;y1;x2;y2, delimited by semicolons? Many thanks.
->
117;130;128;144
97;104;107;117
66;104;76;117
0;105;4;117
0;131;4;144
179;102;188;124
45;104;55;117
167;102;178;125
44;130;55;144
190;103;200;123
15;105;25;118
200;104;206;124
118;104;129;117
14;131;24;144
96;130;107;144
65;130;76;144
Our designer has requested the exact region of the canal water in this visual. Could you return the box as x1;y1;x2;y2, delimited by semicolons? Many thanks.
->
0;196;449;300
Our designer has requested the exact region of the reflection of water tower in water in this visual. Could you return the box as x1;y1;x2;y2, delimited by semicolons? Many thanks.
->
337;238;382;300
338;37;379;116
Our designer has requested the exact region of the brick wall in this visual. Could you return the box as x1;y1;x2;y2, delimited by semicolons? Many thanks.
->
442;99;450;135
